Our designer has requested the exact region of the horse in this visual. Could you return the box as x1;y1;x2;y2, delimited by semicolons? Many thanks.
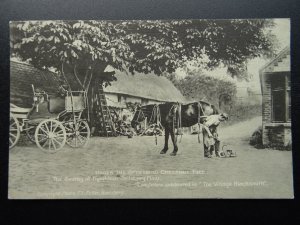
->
131;101;218;156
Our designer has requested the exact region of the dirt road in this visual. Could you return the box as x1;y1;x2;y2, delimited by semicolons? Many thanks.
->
8;116;294;199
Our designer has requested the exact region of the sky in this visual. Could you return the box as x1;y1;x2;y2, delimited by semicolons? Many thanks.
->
240;18;290;93
247;19;290;82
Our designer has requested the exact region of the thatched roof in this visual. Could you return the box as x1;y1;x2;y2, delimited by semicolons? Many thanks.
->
10;59;61;107
104;69;186;103
10;60;186;107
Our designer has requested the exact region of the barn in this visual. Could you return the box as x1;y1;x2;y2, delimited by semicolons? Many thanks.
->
259;47;291;147
104;68;186;108
102;68;186;124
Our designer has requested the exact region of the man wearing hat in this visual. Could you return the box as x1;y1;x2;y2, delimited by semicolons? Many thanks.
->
202;113;229;158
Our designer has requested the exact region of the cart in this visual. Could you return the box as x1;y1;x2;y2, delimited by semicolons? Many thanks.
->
9;85;90;153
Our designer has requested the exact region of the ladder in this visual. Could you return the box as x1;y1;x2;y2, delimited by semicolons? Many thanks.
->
95;84;116;137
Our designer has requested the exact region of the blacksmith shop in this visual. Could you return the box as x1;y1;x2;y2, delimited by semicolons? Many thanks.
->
259;47;291;147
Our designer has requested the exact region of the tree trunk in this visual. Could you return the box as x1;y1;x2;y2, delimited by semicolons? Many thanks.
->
85;64;109;135
61;61;111;135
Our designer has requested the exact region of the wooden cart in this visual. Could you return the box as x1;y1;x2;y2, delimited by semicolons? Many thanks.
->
9;85;90;153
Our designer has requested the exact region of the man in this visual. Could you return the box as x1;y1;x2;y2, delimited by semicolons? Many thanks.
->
202;113;228;158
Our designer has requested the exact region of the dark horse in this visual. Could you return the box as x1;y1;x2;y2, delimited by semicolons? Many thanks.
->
131;101;218;156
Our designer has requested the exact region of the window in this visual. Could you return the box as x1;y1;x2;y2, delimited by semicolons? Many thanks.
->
271;73;291;122
117;95;127;103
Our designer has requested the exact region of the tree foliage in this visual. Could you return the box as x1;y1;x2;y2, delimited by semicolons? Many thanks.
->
10;19;278;89
166;69;237;111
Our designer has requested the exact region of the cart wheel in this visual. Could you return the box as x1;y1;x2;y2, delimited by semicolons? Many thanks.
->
25;123;36;143
65;120;90;148
35;119;66;153
9;114;20;149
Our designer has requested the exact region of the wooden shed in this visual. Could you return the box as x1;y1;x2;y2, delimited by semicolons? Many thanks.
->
104;68;186;106
259;47;291;147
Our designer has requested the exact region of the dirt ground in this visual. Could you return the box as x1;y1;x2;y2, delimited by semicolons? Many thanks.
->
8;116;294;199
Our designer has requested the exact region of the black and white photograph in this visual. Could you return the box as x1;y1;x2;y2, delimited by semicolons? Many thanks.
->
8;19;293;199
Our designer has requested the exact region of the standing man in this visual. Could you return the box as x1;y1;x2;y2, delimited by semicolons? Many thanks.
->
202;113;228;158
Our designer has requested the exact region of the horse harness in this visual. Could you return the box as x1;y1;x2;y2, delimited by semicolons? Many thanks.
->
163;101;209;144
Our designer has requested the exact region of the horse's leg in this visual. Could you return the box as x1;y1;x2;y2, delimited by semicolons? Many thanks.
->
160;126;169;154
169;128;178;156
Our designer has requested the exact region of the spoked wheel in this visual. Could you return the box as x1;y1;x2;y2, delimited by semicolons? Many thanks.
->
25;122;36;143
65;120;90;148
35;119;66;153
9;114;20;149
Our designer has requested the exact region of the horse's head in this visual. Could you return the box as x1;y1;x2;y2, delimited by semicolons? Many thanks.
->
196;101;220;123
198;101;218;115
200;102;229;123
219;113;229;121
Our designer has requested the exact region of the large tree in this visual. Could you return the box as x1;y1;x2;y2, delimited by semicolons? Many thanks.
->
10;19;278;125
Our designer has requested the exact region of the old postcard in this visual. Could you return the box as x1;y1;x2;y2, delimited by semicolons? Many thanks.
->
8;19;293;199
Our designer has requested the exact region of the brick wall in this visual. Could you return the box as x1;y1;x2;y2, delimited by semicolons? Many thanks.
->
262;74;272;123
263;124;291;147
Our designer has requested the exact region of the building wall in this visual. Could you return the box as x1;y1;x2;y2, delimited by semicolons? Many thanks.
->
105;93;142;105
262;124;291;146
125;95;142;104
148;99;163;105
260;48;291;147
262;74;272;124
261;73;291;147
105;93;119;104
105;92;165;106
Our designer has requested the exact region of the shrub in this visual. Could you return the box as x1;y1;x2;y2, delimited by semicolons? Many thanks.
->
166;71;237;107
225;103;262;126
249;126;264;148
